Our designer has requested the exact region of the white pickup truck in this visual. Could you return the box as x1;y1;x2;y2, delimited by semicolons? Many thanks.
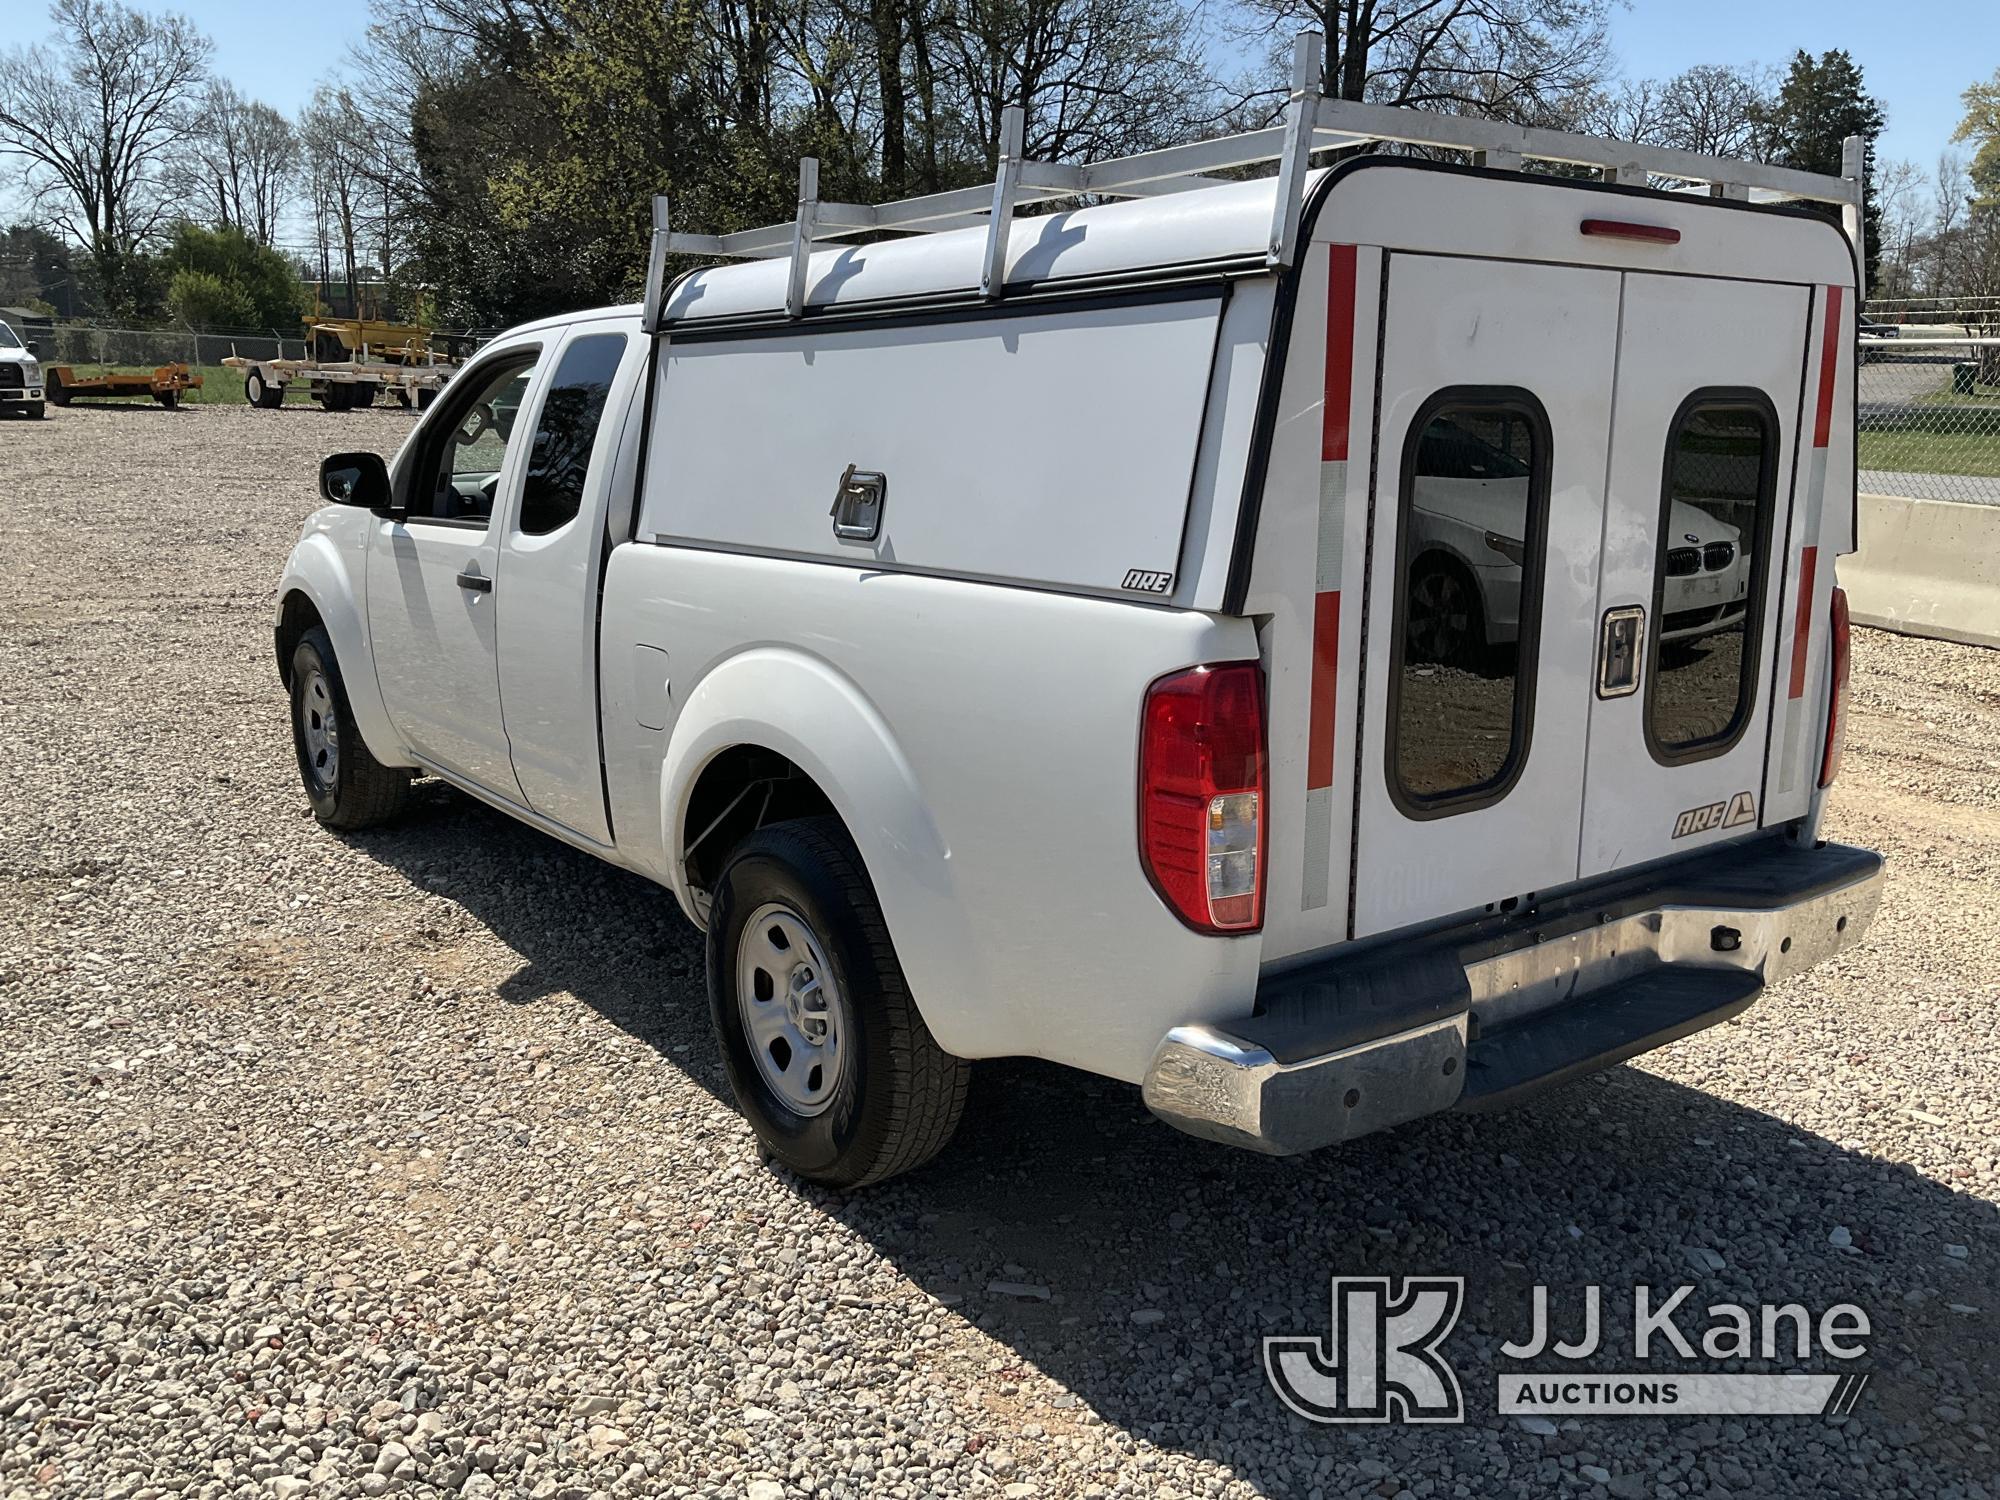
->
275;60;1884;1186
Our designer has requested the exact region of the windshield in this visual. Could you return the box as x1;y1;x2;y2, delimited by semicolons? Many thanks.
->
0;321;19;349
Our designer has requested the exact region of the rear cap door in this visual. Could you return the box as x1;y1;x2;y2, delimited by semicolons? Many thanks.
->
1577;272;1813;875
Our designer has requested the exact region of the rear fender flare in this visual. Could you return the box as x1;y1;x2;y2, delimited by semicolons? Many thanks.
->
661;647;984;1054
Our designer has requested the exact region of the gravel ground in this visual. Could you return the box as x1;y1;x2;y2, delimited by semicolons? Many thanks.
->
2;403;1996;1500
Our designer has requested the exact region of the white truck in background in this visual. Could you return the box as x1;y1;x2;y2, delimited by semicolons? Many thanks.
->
274;37;1884;1187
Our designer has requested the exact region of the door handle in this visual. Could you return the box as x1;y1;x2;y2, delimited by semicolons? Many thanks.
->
1597;605;1645;698
456;570;493;594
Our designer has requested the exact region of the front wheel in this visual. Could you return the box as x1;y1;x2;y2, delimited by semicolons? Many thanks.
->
289;626;411;830
707;817;969;1188
153;389;179;409
25;400;44;419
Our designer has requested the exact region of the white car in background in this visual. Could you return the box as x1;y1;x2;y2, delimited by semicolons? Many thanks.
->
0;320;46;419
1403;415;1748;664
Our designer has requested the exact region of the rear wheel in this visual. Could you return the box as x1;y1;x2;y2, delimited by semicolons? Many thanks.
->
707;817;969;1188
289;626;412;830
1405;554;1487;667
245;371;283;408
317;383;351;412
153;389;179;409
45;370;69;407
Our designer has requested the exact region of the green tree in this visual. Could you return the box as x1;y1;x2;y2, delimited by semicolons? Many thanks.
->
158;222;303;330
165;268;256;329
0;223;91;317
1752;50;1886;283
1955;67;2000;204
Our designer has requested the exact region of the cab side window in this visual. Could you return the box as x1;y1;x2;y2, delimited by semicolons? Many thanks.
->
518;333;628;536
408;354;538;525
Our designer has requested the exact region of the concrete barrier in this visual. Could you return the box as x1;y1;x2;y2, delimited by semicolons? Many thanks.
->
1840;493;2000;649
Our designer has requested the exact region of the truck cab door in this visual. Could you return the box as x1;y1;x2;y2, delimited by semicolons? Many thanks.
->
366;343;544;799
490;326;642;847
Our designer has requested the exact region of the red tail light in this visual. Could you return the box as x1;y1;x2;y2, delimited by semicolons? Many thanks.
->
1140;663;1266;932
1819;586;1851;788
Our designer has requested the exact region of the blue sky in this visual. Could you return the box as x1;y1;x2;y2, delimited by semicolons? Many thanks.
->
1610;0;1996;169
2;0;1994;178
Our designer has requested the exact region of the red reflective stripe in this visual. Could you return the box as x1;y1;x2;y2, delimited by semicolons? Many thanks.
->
1788;546;1819;700
1306;591;1341;789
1323;244;1358;463
1813;285;1843;450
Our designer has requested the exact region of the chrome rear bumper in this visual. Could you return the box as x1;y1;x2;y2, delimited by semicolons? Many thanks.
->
1142;840;1884;1156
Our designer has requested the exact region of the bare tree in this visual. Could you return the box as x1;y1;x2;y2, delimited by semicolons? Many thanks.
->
1234;0;1614;124
1654;63;1769;157
0;0;211;307
300;88;368;318
1871;157;1925;305
172;82;298;244
936;0;1231;166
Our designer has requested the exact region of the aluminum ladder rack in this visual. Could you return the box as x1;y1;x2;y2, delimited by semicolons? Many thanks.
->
642;30;1866;331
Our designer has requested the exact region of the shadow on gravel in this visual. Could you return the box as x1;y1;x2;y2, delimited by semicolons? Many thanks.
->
357;784;1998;1491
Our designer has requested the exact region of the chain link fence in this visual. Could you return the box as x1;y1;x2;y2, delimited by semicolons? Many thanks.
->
1858;312;2000;507
37;322;311;369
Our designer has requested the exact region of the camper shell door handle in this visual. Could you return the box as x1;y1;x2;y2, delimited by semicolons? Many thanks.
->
830;465;887;542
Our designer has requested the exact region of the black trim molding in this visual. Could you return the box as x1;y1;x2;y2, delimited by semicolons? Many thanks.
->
1383;386;1554;820
1643;387;1783;767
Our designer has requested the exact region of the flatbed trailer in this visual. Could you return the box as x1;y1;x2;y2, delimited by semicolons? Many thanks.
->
223;354;457;412
45;363;202;409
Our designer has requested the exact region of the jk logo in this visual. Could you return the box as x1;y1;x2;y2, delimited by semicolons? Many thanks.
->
1264;1277;1465;1424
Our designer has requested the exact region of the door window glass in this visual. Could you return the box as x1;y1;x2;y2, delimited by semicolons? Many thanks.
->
1390;393;1551;813
1648;398;1776;759
519;333;627;536
411;354;537;525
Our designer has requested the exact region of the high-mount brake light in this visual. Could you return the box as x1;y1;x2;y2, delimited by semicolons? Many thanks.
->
1819;586;1852;788
1139;663;1267;933
1580;218;1682;245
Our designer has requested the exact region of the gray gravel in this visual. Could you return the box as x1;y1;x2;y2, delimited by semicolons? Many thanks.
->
1;402;1996;1500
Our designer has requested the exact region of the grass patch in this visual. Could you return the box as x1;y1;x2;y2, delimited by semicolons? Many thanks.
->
1858;429;2000;478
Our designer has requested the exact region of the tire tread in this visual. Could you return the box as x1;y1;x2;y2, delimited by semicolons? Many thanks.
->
724;816;969;1187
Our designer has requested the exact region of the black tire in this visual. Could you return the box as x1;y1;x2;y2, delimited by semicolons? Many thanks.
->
416;386;437;410
707;817;969;1188
289;626;412;830
153;389;179;409
25;400;44;419
1404;553;1488;668
317;383;350;412
351;382;378;408
45;370;69;407
246;371;283;408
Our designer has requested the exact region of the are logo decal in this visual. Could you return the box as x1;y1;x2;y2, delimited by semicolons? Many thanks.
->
1121;568;1174;594
1672;790;1757;839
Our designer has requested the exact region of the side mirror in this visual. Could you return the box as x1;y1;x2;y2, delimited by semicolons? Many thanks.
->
320;451;392;511
25;341;39;357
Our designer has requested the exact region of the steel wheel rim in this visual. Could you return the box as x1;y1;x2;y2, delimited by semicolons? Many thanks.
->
736;901;848;1117
297;664;339;792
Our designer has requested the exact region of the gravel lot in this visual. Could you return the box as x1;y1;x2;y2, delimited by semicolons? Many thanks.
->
2;404;1996;1500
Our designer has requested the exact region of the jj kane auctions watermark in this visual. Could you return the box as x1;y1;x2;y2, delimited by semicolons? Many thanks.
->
1266;1278;1871;1424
